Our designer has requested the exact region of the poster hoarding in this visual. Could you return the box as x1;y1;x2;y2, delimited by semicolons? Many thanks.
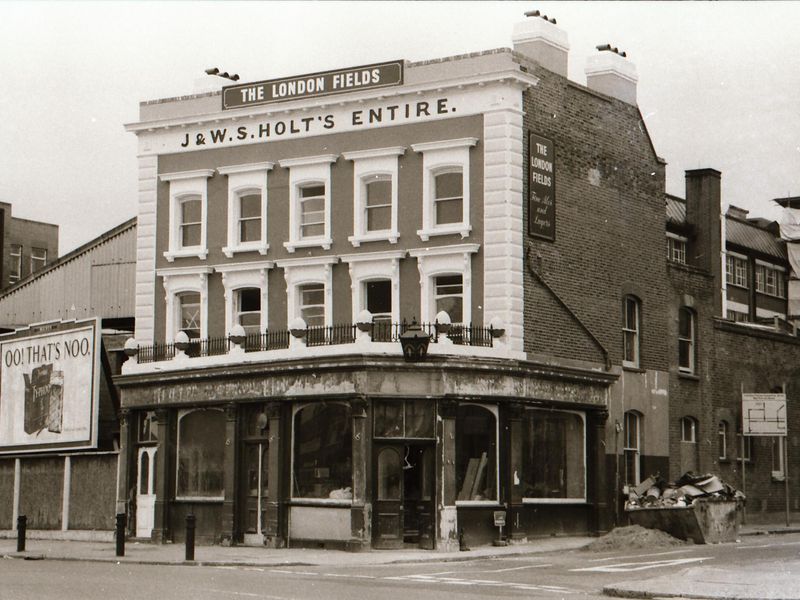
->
0;320;100;454
742;392;787;436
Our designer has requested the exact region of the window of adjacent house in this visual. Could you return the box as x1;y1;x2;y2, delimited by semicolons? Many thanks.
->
681;416;697;443
293;403;352;500
180;196;202;248
299;184;325;239
666;235;687;264
623;296;640;368
176;409;225;499
456;404;497;503
736;431;752;462
726;255;748;288
521;409;585;501
772;437;785;479
435;274;463;324
178;292;201;339
726;309;749;323
31;247;47;273
236;288;261;335
678;308;695;374
434;169;463;226
718;421;728;460
365;280;391;323
238;192;262;243
755;263;785;298
364;176;392;232
299;283;325;328
9;244;21;282
623;411;642;486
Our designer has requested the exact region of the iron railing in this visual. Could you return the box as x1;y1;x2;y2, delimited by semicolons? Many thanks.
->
134;322;496;364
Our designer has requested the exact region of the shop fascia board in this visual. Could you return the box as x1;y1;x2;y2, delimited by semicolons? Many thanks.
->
124;69;539;135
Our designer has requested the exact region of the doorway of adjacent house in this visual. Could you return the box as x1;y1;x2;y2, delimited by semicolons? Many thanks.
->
373;442;434;549
136;446;157;538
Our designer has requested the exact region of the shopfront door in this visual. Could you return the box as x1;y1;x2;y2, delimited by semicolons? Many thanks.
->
136;446;157;538
373;443;434;549
240;441;269;545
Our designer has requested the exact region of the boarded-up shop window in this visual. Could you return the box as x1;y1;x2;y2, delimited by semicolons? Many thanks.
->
521;409;586;501
456;404;497;503
293;403;352;500
177;409;225;499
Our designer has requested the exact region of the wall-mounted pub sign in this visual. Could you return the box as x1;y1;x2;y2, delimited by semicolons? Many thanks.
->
528;132;555;241
223;60;404;110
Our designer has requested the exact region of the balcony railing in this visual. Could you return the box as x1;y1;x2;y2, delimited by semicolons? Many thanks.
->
134;322;498;365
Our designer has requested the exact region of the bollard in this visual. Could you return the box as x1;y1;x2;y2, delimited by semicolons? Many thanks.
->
185;514;196;561
115;513;126;557
16;515;27;552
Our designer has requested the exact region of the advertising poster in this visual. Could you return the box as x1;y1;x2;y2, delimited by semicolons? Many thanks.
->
0;320;99;454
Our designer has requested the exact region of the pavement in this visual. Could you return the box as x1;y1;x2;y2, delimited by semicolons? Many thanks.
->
2;523;800;599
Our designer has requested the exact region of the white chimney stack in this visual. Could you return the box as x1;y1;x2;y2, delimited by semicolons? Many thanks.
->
585;46;638;105
512;11;569;77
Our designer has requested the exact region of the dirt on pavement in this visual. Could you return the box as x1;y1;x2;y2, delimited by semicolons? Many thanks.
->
581;524;688;552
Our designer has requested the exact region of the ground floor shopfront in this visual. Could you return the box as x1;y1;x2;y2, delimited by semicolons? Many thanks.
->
116;355;617;550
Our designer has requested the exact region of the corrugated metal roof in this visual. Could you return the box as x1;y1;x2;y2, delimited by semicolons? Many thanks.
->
725;216;785;259
666;195;686;225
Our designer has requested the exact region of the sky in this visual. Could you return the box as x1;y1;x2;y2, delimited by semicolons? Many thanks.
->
1;1;799;255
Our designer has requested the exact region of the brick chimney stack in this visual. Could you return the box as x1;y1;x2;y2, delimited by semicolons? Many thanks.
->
512;11;570;77
685;168;724;316
585;45;638;105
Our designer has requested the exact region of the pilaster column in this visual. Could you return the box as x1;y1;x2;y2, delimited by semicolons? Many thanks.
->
116;409;132;520
350;397;369;550
221;403;237;545
507;401;526;541
589;408;611;535
264;402;283;548
152;408;171;543
437;399;458;551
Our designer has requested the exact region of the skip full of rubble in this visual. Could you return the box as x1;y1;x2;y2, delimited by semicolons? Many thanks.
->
582;524;687;552
625;472;744;509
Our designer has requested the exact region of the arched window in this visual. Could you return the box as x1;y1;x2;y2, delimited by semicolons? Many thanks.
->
681;416;697;443
177;292;201;339
623;411;642;485
176;408;225;499
678;308;696;374
235;288;261;335
623;296;641;368
292;403;352;500
456;404;498;503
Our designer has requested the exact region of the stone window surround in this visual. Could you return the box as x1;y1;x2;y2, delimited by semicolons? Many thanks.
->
340;250;405;324
215;261;274;336
157;265;213;342
218;162;274;258
342;146;405;247
279;154;338;253
408;243;480;324
160;169;215;262
411;137;478;241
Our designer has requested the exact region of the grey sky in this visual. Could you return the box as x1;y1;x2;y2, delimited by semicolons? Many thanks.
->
1;1;798;254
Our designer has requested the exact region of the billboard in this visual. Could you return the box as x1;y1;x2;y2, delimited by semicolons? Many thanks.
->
0;320;100;454
742;392;787;437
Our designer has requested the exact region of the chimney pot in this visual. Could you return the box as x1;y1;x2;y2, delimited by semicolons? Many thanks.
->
512;14;569;77
585;46;638;104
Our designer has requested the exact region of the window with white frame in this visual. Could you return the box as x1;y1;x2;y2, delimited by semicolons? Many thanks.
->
343;147;404;247
718;421;728;460
341;251;403;339
678;307;695;374
9;244;21;283
409;244;479;325
623;411;641;486
279;155;337;252
623;296;640;368
681;416;697;443
411;137;478;241
31;247;47;272
215;263;271;339
277;256;336;328
755;262;785;298
365;280;392;322
772;437;785;479
219;162;273;258
157;266;211;342
293;402;352;500
737;430;752;462
726;254;748;288
666;234;687;264
160;169;214;262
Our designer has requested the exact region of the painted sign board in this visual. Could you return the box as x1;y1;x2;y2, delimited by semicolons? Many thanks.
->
222;60;404;110
742;393;787;436
0;319;100;454
528;132;555;240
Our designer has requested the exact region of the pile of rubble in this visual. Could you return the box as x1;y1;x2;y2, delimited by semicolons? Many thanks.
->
625;472;745;509
582;524;686;552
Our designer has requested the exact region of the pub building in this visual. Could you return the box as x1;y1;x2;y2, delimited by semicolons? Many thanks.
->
117;13;672;549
